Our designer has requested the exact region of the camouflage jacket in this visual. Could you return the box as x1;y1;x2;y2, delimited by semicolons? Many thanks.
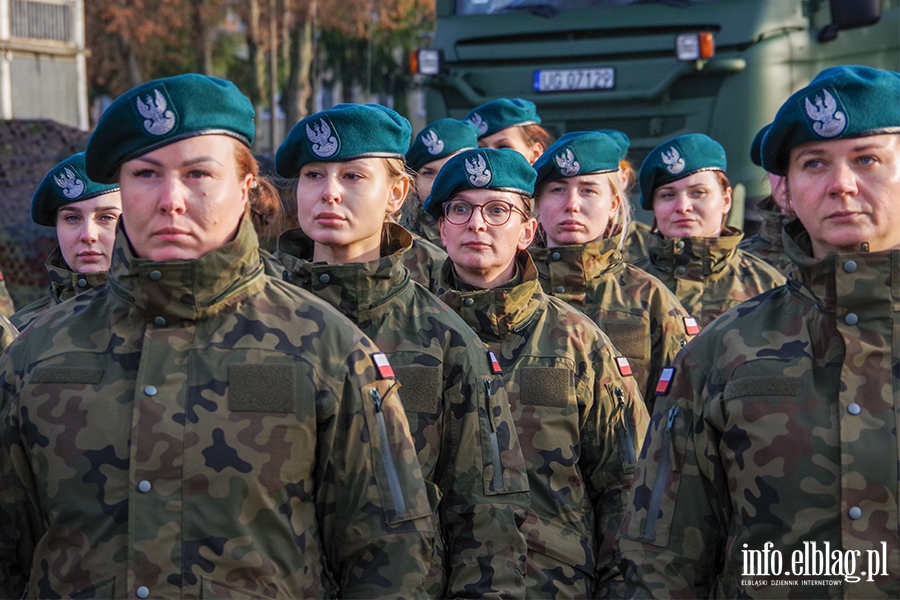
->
0;313;16;352
402;228;447;293
0;268;14;318
275;222;530;599
530;232;694;410
634;227;786;329
0;215;434;600
618;220;900;598
621;219;651;264
401;204;445;251
738;196;795;277
10;246;109;330
439;251;649;598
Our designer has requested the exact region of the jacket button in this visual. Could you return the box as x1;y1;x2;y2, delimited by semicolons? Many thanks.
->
843;260;858;273
464;298;474;307
675;241;685;250
849;506;862;520
154;316;167;327
676;266;687;275
847;403;861;415
144;386;158;396
845;312;859;326
138;480;152;493
77;278;88;287
556;286;565;293
148;270;162;281
551;252;561;261
136;586;150;598
319;273;331;284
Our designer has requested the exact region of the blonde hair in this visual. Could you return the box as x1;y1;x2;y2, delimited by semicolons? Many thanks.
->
383;157;414;222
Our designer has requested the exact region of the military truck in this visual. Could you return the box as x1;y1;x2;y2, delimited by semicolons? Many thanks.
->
412;0;899;226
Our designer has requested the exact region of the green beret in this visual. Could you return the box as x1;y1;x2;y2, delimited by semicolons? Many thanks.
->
595;129;630;161
32;153;120;226
406;119;479;171
639;134;727;210
466;98;541;139
86;74;255;183
750;124;770;167
275;104;411;177
761;65;900;175
533;131;621;191
423;148;536;219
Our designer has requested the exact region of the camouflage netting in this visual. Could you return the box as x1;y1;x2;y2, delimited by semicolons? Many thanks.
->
0;120;90;308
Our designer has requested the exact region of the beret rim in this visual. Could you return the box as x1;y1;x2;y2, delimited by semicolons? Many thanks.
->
275;151;407;178
769;125;900;175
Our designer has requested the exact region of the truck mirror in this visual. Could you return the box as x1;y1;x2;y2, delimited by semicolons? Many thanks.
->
819;0;882;42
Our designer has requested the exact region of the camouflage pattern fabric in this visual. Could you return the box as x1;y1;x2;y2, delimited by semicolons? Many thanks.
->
621;219;651;264
402;229;447;293
10;246;109;330
439;251;649;599
275;222;530;599
739;196;795;277
530;229;693;410
400;203;445;250
0;313;16;352
634;226;786;329
0;215;434;600
0;269;14;318
618;219;900;598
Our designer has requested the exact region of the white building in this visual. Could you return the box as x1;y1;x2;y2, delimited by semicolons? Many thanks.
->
0;0;87;130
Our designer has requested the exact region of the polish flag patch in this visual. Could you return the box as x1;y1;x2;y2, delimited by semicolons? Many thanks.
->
372;352;395;379
683;316;700;336
616;356;633;377
487;351;502;374
655;367;675;395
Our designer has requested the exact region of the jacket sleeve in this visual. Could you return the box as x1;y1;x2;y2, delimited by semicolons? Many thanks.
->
0;345;40;600
317;343;435;600
646;284;692;409
440;341;529;599
615;348;728;598
584;337;649;590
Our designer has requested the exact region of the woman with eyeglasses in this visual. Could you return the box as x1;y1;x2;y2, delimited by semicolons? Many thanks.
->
529;132;694;408
273;104;530;599
427;147;648;599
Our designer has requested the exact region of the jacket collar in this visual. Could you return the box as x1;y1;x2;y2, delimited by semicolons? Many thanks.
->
439;250;544;341
647;226;744;276
275;222;412;322
107;214;265;321
45;246;108;304
530;231;623;297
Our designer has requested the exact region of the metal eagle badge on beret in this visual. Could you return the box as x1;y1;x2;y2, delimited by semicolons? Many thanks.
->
554;147;581;177
662;146;686;175
134;87;177;136
802;86;847;138
469;112;489;136
306;116;340;158
465;153;492;187
422;129;444;155
54;167;85;199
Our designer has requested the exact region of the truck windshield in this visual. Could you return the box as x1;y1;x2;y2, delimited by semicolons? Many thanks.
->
457;0;714;16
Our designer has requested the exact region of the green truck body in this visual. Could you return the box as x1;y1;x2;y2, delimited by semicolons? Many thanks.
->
422;0;900;225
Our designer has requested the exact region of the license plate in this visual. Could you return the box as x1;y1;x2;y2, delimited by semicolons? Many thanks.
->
533;68;615;93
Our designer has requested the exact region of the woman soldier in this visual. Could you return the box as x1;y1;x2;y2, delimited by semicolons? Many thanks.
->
467;98;553;164
11;153;121;330
424;147;648;598
273;104;530;598
530;131;694;408
634;133;785;329
618;64;900;600
402;118;480;249
0;75;433;599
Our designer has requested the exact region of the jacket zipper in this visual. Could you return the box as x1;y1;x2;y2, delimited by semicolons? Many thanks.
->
371;388;407;515
484;380;503;491
642;405;680;540
615;387;636;465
